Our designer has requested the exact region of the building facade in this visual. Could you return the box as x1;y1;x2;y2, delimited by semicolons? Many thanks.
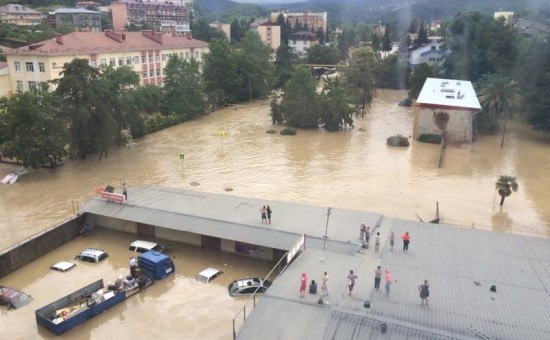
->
52;8;102;32
249;21;281;52
271;10;327;36
413;78;481;144
5;30;208;93
409;42;449;69
288;31;318;57
111;0;191;33
0;4;42;26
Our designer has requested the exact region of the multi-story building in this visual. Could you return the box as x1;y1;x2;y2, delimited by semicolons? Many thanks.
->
51;8;102;32
5;30;208;94
0;4;42;26
249;21;281;52
76;1;101;9
111;0;191;34
271;10;327;36
209;23;230;41
288;31;318;57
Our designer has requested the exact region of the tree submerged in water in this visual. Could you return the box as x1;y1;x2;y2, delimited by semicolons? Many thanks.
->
495;175;518;206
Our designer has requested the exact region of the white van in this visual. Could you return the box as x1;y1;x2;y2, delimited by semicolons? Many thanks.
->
129;240;165;253
196;267;223;283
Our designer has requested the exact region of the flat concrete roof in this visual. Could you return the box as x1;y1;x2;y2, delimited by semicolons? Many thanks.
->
416;77;481;111
82;186;550;340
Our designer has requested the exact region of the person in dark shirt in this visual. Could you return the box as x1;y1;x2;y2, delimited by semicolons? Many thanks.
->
309;280;317;294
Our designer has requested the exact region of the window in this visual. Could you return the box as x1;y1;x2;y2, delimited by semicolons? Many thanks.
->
155;54;160;62
156;68;160;76
14;61;21;72
161;54;167;61
109;58;116;66
28;81;37;90
185;52;189;59
16;80;23;91
25;62;34;72
134;56;139;64
142;71;147;78
118;57;124;66
149;69;154;77
180;52;184;59
100;58;107;66
141;55;146;63
90;60;97;68
38;62;45;72
195;51;199;58
148;54;153;62
126;57;132;65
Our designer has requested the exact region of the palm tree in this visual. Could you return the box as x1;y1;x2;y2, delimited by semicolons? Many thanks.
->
477;73;523;149
495;175;518;206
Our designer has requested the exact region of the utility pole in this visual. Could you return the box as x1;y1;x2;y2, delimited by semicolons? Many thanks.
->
323;207;332;250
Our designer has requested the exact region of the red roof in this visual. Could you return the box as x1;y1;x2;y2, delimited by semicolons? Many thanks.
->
6;31;208;56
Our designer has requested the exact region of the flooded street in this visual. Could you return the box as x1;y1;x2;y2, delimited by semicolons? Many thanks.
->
2;89;549;248
1;89;550;339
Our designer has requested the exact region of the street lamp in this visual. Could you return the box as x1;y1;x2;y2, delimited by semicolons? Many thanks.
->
323;207;332;250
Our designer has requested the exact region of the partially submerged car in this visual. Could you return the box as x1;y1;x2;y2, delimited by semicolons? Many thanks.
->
195;267;223;283
50;261;77;272
0;286;33;309
129;240;165;253
228;278;272;297
74;248;109;263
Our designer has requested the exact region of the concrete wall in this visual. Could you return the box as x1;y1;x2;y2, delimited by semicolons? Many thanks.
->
0;215;82;279
157;227;201;246
414;107;472;143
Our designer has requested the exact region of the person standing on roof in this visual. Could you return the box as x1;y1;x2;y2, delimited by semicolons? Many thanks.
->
360;222;367;241
402;231;411;251
385;270;392;297
266;205;272;224
321;271;329;296
374;266;382;290
374;232;381;253
419;280;430;306
299;273;307;298
389;231;395;251
122;183;128;201
347;270;358;296
260;206;267;223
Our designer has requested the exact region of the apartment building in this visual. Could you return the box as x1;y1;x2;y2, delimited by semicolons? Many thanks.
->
0;4;42;26
111;0;191;33
249;21;281;52
271;10;327;36
4;30;208;94
288;31;318;57
51;8;102;32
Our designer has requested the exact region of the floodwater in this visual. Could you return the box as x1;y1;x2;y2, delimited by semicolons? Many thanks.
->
1;89;550;338
1;89;550;248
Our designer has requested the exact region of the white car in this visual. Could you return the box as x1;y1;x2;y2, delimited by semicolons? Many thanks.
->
74;248;109;263
50;261;76;272
129;240;165;253
195;267;223;283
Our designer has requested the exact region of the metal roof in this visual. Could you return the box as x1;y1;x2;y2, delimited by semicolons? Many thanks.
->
237;220;550;340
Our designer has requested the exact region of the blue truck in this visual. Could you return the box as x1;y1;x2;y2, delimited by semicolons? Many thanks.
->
35;251;175;335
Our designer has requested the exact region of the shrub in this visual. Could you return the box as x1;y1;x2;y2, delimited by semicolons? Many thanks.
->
280;127;297;135
476;111;498;134
418;133;442;144
266;129;277;134
398;98;413;107
387;134;410;147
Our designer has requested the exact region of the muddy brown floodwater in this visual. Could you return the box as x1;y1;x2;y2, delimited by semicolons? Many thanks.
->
1;89;550;339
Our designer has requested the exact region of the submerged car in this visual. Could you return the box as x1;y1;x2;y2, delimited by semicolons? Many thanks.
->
74;248;108;263
195;267;223;283
228;278;272;297
0;286;33;309
129;240;165;253
50;261;76;272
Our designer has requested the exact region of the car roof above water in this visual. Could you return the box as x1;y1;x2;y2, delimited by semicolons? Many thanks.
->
196;267;223;283
129;240;165;253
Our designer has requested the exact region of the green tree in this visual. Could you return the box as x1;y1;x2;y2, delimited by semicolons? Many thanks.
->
0;84;68;168
230;18;244;43
192;18;227;42
307;44;340;65
477;73;523;149
235;31;275;101
374;54;410;89
161;55;206;119
276;14;291;45
318;76;356;131
408;63;433;98
52;58;114;159
495;175;518;206
382;25;392;52
202;39;240;103
277;67;318;128
345;46;377;117
274;44;296;88
413;21;429;48
134;84;162;114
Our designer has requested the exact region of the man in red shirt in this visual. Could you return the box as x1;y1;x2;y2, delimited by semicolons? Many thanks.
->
402;231;411;251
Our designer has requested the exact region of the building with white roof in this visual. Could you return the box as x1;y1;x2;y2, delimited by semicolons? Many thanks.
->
413;78;481;144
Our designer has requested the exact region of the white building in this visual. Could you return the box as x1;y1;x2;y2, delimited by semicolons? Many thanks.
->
413;78;481;144
288;31;318;57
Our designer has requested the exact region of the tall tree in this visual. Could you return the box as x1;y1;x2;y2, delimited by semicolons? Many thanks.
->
277;66;318;128
202;39;240;103
274;44;296;88
477;73;523;148
495;175;518;206
408;63;433;98
192;18;226;42
345;46;377;117
382;25;392;52
318;76;356;131
413;21;429;48
276;14;291;45
52;58;114;159
307;44;340;65
0;84;68;168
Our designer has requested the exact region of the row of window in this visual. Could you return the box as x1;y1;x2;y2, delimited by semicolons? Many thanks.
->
16;80;37;91
14;61;45;73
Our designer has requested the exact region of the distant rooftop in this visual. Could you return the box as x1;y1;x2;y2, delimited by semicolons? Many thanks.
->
416;78;481;111
0;4;40;14
52;8;100;14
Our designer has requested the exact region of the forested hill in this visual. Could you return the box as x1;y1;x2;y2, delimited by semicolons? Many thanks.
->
195;0;268;21
205;0;549;24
